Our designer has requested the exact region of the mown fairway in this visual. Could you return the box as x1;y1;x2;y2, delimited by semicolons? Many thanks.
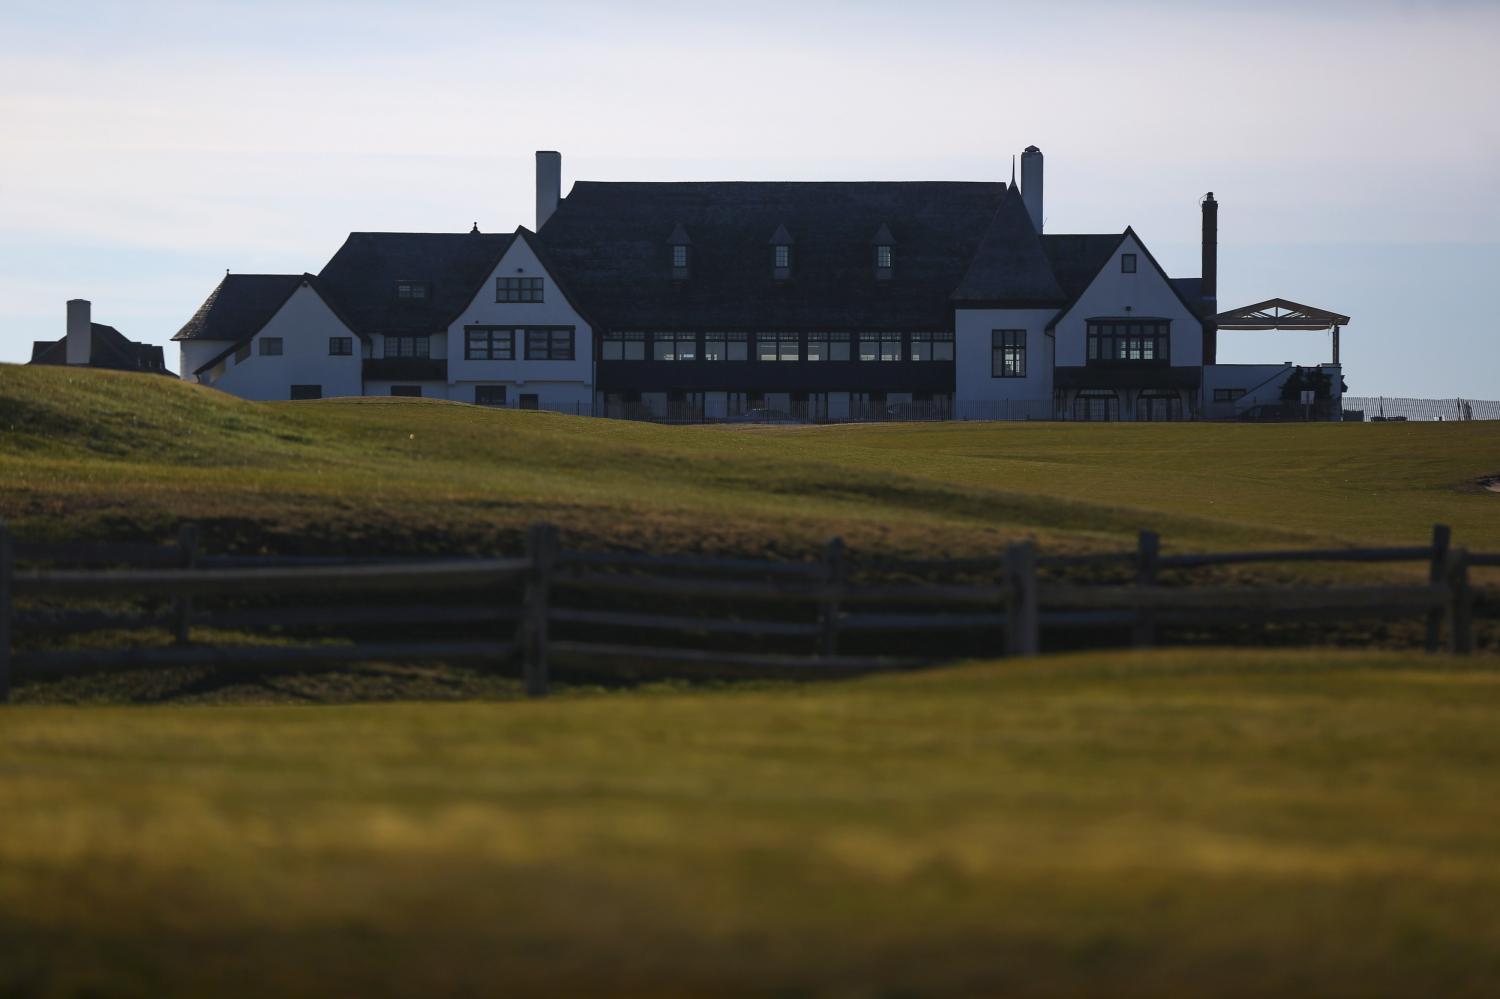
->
2;649;1499;996
2;364;1499;557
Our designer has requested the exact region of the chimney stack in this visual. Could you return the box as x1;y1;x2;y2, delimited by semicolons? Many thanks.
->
535;150;561;231
1201;192;1219;365
66;299;91;366
1020;146;1044;232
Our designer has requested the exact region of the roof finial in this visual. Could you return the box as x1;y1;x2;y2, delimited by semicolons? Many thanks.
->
470;222;480;234
1011;155;1017;188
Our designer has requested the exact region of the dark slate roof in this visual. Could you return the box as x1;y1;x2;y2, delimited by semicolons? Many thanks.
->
1171;277;1214;318
317;231;516;335
30;323;170;374
173;274;304;341
537;181;1009;330
950;185;1065;305
1039;234;1124;301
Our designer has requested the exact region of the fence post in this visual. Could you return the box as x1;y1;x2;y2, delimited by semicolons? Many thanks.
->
0;520;12;703
1445;546;1473;655
523;523;558;697
1132;530;1160;647
1004;541;1039;657
818;537;845;657
1425;524;1451;653
174;522;199;646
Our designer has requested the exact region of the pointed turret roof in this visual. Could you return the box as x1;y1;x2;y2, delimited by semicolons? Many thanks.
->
768;222;794;245
870;222;896;245
950;184;1065;305
666;221;693;245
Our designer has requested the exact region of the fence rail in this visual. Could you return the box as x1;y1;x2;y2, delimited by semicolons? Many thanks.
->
0;521;1490;702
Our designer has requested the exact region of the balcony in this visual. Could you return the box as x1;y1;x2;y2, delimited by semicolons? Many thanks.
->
364;357;447;381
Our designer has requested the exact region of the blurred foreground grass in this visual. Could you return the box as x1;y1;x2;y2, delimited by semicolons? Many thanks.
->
2;647;1498;996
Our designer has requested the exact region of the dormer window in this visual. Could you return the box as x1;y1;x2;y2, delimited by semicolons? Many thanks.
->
666;222;693;280
871;223;896;281
396;281;428;301
769;223;794;280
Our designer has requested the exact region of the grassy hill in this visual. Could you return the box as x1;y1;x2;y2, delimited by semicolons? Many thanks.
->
3;648;1499;996
2;363;1498;557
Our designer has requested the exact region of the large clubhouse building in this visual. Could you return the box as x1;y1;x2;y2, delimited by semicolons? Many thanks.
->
174;148;1346;421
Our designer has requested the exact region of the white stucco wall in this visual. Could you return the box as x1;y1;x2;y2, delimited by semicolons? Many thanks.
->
954;308;1056;407
180;339;231;382
203;283;362;400
444;235;593;408
1052;233;1202;369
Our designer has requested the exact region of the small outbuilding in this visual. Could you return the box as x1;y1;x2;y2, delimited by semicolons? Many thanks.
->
28;299;172;375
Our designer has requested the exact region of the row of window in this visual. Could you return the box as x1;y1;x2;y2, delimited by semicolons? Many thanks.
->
600;332;956;363
1086;321;1171;363
463;327;576;361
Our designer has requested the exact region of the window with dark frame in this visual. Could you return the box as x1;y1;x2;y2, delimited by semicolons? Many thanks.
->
910;332;954;362
259;337;283;356
524;327;574;361
858;331;902;361
672;245;689;269
653;333;698;361
773;244;790;270
464;327;515;361
1213;388;1247;402
756;332;799;361
384;334;430;359
876;245;893;270
289;385;322;400
390;385;422;398
496;276;544;303
601;332;647;361
992;330;1026;378
1086;321;1170;364
806;332;851;362
328;336;353;356
1121;253;1138;274
395;281;429;301
704;333;748;361
475;385;507;407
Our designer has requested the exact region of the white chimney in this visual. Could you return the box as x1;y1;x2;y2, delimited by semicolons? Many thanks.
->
1020;145;1044;233
535;150;561;231
66;299;91;365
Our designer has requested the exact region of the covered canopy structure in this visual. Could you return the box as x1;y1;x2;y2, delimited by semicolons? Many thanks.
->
1213;298;1352;364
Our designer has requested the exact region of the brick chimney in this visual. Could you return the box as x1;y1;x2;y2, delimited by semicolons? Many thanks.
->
535;150;561;231
66;299;91;365
1201;193;1218;365
1021;146;1044;233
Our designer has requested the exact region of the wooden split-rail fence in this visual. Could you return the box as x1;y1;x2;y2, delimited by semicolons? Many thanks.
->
0;521;1489;702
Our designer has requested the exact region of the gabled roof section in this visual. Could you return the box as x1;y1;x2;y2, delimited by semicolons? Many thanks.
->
871;222;896;245
768;222;794;245
1041;228;1205;330
950;184;1065;306
188;273;361;375
173;274;303;341
666;221;693;246
536;180;1007;330
317;230;516;335
1215;298;1350;329
30;323;170;374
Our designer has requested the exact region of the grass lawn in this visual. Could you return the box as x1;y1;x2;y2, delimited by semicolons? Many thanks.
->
1;648;1498;996
3;364;1499;558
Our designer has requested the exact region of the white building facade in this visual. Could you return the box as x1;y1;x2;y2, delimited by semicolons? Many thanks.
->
174;149;1343;420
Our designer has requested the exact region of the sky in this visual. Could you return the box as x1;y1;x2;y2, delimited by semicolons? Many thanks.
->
1;0;1497;397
